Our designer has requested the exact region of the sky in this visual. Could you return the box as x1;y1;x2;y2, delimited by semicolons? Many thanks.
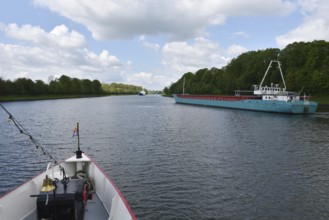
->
0;0;328;90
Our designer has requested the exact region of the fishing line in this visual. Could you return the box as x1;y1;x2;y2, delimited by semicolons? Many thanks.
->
0;103;58;164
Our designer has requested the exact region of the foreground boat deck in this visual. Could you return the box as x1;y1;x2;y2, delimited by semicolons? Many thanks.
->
23;193;109;220
85;193;109;219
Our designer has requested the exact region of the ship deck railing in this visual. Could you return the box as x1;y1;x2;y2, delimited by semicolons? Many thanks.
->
177;94;261;101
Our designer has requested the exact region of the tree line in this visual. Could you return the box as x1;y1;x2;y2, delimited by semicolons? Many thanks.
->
0;75;103;96
101;83;144;95
0;75;144;96
164;40;329;96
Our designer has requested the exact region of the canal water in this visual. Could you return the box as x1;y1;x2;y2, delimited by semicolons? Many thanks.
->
1;95;329;219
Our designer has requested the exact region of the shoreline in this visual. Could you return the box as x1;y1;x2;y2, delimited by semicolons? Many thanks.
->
0;94;142;102
0;95;106;102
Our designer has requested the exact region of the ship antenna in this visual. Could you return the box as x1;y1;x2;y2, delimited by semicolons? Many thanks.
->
75;122;82;158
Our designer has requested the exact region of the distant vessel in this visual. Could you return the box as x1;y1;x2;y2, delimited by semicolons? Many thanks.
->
138;90;146;96
174;60;318;114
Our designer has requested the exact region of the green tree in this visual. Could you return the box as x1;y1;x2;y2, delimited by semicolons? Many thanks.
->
35;80;48;95
0;78;14;95
14;78;36;95
71;78;81;94
92;80;103;94
58;75;72;94
49;79;60;94
80;79;93;94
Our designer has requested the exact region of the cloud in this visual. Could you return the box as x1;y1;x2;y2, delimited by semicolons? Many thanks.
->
276;19;329;47
162;37;226;74
207;0;295;16
139;36;160;51
98;50;121;67
0;23;123;83
4;23;86;48
233;31;250;39
298;0;324;15
33;0;295;40
125;37;232;89
276;0;329;47
160;39;250;86
227;44;248;56
127;71;152;85
126;71;166;90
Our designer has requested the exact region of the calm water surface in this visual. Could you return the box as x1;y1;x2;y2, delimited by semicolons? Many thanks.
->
1;95;329;219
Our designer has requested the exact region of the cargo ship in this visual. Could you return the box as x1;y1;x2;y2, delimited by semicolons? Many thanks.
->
174;61;318;114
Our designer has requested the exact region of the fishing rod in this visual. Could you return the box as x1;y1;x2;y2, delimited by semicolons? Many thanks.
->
0;103;58;164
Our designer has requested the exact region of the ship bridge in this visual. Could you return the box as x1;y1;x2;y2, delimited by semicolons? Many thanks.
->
253;83;286;96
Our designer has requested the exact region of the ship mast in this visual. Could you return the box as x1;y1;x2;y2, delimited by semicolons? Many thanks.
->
76;122;82;159
277;61;287;90
259;60;287;90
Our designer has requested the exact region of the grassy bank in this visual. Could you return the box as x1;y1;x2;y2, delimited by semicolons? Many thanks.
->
312;95;329;105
